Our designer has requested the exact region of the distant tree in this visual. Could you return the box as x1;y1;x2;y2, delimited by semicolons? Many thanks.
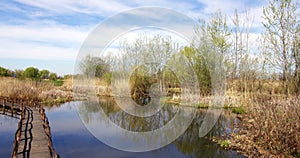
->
49;73;58;81
63;74;73;79
39;69;50;79
23;67;39;80
14;69;24;79
0;66;9;77
79;55;109;78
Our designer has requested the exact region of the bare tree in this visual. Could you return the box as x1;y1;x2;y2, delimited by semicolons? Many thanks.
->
292;22;300;96
231;9;254;96
262;0;299;97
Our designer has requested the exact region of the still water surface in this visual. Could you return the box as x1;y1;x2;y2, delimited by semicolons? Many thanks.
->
45;98;244;158
0;115;18;158
0;98;244;158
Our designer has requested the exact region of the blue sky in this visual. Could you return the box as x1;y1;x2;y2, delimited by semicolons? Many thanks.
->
0;0;268;75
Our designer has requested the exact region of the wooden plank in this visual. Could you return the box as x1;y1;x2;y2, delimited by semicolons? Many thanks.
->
30;109;51;158
15;108;52;158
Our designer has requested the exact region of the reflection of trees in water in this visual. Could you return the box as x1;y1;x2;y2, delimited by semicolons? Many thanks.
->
173;111;242;158
78;97;241;156
79;97;236;134
88;97;178;132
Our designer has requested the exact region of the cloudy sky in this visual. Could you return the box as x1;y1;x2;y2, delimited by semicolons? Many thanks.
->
0;0;268;75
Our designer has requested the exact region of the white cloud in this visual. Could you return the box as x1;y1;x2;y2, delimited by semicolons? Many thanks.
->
0;0;268;74
0;22;90;60
0;38;77;60
15;0;131;17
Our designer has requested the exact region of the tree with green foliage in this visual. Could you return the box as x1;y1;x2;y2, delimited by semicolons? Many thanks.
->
208;10;231;55
0;66;9;77
193;11;228;97
39;69;50;79
180;46;211;95
23;67;39;80
14;69;24;79
49;73;58;81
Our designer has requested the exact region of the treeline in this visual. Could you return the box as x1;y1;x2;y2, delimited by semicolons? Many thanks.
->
0;66;60;81
182;0;300;98
78;0;299;99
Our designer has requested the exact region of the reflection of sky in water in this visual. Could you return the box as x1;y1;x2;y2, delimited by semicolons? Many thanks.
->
45;101;244;158
0;115;19;158
45;102;187;158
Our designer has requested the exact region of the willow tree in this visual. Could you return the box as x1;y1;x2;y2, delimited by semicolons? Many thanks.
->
208;11;231;56
263;0;299;97
117;34;180;104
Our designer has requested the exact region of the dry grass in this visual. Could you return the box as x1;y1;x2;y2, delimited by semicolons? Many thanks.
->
229;96;300;157
227;79;286;95
59;78;72;91
0;77;53;101
0;77;73;103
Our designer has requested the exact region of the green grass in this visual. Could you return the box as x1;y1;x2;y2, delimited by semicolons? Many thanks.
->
50;80;64;86
168;88;181;93
194;103;209;109
220;140;230;148
232;107;246;114
41;97;70;105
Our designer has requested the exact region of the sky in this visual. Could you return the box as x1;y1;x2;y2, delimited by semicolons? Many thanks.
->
0;0;269;75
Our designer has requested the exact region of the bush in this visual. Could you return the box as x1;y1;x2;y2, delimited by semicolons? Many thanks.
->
0;66;9;77
23;67;39;80
230;98;300;157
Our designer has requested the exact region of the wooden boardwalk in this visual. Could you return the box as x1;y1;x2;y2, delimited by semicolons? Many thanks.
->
15;107;52;158
0;97;58;158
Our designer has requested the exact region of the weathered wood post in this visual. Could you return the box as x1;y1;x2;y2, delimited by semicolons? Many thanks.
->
3;98;6;115
11;98;15;117
2;99;4;114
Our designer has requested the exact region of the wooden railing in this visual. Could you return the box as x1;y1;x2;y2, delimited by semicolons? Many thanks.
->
2;96;59;158
39;107;60;158
11;105;25;158
0;97;22;118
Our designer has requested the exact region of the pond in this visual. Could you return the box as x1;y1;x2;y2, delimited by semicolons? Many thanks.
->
45;97;243;158
0;97;244;158
0;115;19;158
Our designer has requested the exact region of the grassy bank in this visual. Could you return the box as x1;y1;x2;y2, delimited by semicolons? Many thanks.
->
0;77;73;105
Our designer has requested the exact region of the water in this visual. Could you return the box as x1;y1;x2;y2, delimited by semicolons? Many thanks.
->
0;98;244;158
45;98;243;158
0;115;19;158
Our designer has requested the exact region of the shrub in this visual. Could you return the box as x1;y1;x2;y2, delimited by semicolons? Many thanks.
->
23;67;39;80
231;98;300;157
